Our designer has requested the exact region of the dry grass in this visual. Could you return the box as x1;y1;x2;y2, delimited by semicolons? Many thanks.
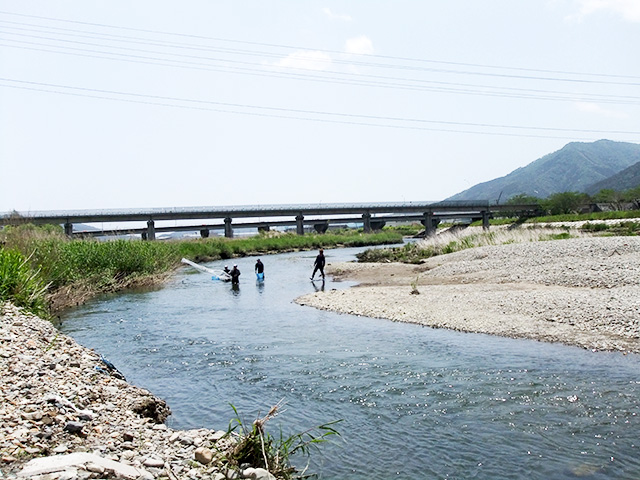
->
416;226;586;251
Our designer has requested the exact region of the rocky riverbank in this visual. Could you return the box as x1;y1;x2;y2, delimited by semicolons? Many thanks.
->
296;236;640;354
0;302;275;480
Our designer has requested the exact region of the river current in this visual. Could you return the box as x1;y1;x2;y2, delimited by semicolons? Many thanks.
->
59;246;640;479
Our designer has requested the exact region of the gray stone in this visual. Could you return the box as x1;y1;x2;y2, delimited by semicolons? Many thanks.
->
85;462;105;474
64;421;84;434
76;409;94;421
142;456;165;468
253;468;276;480
226;469;240;479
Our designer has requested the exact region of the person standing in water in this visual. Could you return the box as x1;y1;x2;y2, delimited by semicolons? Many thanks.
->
311;248;325;280
230;264;241;284
255;258;265;280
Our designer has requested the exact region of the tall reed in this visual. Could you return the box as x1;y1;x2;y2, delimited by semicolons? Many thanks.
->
0;225;403;315
0;249;49;316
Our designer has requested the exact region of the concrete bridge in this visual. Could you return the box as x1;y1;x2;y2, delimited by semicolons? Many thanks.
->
0;201;542;240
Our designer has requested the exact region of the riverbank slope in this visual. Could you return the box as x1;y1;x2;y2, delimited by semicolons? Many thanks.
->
296;236;640;354
0;302;251;480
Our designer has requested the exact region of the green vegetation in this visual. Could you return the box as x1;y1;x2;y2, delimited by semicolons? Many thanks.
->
225;402;341;479
357;227;584;264
449;139;640;201
0;249;49;317
0;225;403;316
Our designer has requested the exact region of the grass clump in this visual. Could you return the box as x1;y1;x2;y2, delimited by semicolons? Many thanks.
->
357;226;585;264
226;402;341;479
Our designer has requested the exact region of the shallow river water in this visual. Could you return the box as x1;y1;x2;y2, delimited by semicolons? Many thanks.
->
59;246;640;479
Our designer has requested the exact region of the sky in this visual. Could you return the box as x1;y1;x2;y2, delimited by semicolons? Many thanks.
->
1;0;640;213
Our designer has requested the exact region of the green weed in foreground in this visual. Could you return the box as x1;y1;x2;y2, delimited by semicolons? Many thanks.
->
226;402;341;479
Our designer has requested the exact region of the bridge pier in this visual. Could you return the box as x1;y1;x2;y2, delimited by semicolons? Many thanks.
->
224;217;233;238
146;220;156;241
296;214;304;235
482;211;491;231
64;222;73;237
422;212;439;236
370;220;386;231
362;213;371;233
313;221;328;234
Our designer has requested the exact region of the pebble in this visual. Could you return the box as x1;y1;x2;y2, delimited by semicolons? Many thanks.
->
0;302;269;479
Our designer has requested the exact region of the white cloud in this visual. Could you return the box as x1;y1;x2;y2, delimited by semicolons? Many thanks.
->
571;0;640;22
574;101;628;118
344;35;374;55
273;50;333;71
322;8;352;22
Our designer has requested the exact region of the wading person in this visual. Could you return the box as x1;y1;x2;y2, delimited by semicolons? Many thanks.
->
255;258;265;280
311;248;325;280
230;264;241;284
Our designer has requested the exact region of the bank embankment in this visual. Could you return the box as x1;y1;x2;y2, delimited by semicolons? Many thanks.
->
0;302;276;480
296;236;640;354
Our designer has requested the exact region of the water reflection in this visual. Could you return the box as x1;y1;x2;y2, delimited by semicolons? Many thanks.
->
59;246;640;480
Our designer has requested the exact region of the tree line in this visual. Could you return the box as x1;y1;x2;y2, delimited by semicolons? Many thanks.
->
506;186;640;216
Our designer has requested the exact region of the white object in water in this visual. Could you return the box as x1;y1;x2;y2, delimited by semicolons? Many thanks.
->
181;258;231;281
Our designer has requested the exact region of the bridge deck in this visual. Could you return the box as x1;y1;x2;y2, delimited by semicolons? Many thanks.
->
1;202;542;239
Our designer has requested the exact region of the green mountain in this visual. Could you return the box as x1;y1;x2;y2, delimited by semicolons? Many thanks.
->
584;160;640;194
447;140;640;202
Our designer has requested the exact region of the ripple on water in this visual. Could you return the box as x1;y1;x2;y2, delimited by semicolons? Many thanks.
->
60;248;640;480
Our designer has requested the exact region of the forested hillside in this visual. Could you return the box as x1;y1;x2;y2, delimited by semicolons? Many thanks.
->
448;140;640;202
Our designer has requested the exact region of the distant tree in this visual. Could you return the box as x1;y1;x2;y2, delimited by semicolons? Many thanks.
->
592;189;626;210
542;192;590;215
623;186;640;210
506;193;542;205
623;185;640;204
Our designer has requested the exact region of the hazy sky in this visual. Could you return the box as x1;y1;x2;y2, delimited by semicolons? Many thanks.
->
2;0;640;212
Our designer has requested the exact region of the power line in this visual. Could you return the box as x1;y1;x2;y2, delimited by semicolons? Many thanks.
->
2;38;640;107
1;10;640;85
3;23;640;98
1;77;638;139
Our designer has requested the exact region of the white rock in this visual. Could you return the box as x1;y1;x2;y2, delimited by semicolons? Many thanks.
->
142;456;165;468
18;452;150;479
253;468;276;480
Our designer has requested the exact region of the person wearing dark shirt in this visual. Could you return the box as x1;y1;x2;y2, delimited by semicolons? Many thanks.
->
230;264;241;284
311;248;325;280
255;259;265;280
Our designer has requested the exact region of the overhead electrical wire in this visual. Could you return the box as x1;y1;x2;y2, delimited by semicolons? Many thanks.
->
2;18;640;90
1;36;639;106
1;77;639;140
2;10;640;82
0;10;638;142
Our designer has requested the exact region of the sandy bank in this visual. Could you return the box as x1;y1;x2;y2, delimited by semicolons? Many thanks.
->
296;236;640;354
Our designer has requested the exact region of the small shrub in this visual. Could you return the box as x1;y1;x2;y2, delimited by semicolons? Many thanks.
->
226;402;341;479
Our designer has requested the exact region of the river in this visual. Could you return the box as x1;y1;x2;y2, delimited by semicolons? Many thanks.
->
59;246;640;479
